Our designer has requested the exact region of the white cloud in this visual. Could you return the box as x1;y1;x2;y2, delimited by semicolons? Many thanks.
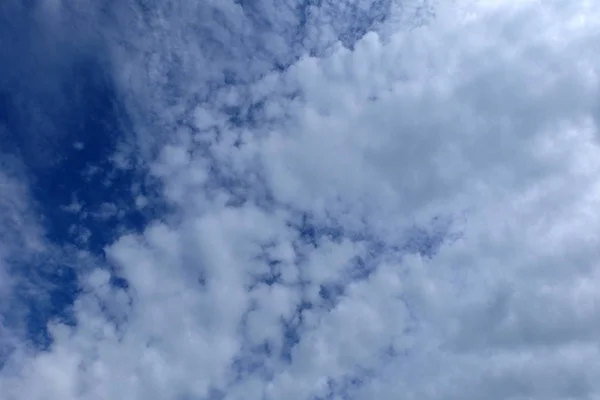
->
3;0;600;399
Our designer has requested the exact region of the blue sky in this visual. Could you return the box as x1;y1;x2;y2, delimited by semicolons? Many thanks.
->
2;0;600;399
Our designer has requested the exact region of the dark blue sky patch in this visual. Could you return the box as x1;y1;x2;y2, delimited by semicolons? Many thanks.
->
229;341;274;384
0;22;151;251
230;303;276;385
287;211;345;249
298;0;392;51
402;226;444;258
0;1;160;354
318;282;346;309
401;215;459;258
248;260;283;289
346;243;384;281
313;369;373;400
1;256;79;351
235;0;393;57
280;300;312;363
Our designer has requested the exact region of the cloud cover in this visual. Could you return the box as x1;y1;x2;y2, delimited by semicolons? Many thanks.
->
2;0;600;399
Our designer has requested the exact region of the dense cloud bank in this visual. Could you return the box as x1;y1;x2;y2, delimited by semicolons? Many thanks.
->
2;0;600;399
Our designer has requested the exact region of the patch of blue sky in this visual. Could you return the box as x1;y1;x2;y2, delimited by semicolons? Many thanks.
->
0;1;160;353
234;0;393;55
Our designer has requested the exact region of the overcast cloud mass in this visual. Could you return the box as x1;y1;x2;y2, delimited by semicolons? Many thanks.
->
1;0;600;399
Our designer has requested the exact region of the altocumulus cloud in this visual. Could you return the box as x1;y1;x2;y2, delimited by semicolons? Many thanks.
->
1;0;600;399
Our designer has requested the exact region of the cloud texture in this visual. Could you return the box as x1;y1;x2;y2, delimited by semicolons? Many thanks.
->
2;0;600;399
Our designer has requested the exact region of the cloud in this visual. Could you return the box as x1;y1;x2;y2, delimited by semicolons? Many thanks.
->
2;0;600;399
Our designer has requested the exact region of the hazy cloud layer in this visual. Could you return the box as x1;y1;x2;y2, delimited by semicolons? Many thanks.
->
2;0;600;399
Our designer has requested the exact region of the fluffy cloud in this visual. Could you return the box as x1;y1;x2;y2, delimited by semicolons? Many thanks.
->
2;0;600;399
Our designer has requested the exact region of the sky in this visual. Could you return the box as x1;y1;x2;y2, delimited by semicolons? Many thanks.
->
1;0;600;399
